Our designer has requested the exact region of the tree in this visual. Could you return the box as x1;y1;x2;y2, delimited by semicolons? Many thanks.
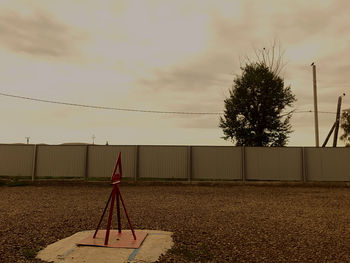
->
219;47;296;146
340;109;350;146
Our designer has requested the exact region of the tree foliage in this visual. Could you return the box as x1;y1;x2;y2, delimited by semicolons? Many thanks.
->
219;59;296;146
340;109;350;146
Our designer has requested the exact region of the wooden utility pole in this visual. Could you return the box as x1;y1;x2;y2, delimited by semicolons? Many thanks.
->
312;63;319;147
321;94;345;147
333;95;343;147
322;122;336;147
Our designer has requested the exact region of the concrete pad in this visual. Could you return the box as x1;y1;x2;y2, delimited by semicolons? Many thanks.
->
36;230;173;263
77;230;148;248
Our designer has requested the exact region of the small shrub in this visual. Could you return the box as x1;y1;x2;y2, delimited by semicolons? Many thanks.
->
21;248;37;259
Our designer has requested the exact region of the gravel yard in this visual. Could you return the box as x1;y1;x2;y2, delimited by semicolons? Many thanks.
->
0;183;349;262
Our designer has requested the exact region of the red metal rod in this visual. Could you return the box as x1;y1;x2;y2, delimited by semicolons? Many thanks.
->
111;154;119;178
118;152;123;178
117;184;137;240
104;185;117;245
93;190;113;238
116;187;121;233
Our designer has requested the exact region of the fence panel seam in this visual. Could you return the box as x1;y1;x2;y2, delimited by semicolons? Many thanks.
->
302;147;306;182
241;146;246;182
187;146;192;181
134;145;139;182
31;144;37;181
84;145;89;180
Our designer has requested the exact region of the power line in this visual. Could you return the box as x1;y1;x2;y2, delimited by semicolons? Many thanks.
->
0;91;221;115
294;110;336;115
0;91;337;116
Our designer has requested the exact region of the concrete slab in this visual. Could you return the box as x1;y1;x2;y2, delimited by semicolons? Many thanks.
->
77;230;148;248
36;230;173;263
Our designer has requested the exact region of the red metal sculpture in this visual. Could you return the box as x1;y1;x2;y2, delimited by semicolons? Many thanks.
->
77;152;147;248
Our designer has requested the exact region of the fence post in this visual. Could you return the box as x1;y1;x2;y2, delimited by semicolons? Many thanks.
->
241;146;246;182
187;146;192;182
84;145;89;181
302;147;307;182
134;145;139;182
31;144;37;182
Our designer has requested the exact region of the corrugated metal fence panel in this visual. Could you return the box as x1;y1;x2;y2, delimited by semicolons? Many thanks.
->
192;146;242;180
246;147;302;181
139;146;188;179
36;145;86;178
305;148;350;181
0;145;34;177
88;146;136;178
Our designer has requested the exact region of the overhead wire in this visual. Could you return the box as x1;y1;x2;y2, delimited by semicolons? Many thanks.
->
0;91;338;116
0;91;221;115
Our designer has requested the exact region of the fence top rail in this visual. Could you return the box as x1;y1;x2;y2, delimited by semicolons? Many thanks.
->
0;144;36;146
0;143;348;149
303;147;350;149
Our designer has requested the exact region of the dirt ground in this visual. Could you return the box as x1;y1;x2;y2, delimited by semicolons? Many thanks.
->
0;183;349;262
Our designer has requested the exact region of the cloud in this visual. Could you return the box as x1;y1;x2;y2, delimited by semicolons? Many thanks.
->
0;9;80;57
179;115;221;129
138;64;232;93
134;51;234;124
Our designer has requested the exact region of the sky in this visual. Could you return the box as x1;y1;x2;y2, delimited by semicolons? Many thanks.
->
0;0;349;146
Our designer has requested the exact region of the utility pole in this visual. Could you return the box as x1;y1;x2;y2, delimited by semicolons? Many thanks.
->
92;134;95;145
25;137;30;144
322;122;336;147
333;95;344;147
311;63;319;147
321;94;345;147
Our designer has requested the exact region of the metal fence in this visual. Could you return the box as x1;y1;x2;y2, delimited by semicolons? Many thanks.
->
0;144;349;182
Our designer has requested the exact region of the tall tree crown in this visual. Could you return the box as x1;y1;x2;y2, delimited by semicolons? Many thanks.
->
340;109;350;146
219;62;296;146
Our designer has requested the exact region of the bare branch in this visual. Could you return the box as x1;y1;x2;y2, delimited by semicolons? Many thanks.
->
241;40;286;77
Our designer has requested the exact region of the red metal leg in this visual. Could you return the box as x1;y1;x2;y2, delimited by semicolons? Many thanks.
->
116;187;121;233
93;190;113;238
104;185;117;245
117;184;137;240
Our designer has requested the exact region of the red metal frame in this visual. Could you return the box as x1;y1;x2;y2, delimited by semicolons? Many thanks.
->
92;152;137;246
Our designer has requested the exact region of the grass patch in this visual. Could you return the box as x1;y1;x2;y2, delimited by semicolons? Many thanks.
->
36;176;84;180
167;244;213;261
88;177;135;182
88;177;188;182
0;175;31;180
192;178;240;181
21;248;38;259
137;177;188;181
168;246;197;261
7;181;28;187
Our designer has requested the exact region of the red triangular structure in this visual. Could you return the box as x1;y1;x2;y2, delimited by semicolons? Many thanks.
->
111;152;122;184
77;152;147;248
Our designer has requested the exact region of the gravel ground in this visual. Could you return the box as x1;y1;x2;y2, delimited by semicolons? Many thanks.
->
0;183;350;262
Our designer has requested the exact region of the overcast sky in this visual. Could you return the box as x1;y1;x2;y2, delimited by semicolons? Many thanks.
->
0;0;349;146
